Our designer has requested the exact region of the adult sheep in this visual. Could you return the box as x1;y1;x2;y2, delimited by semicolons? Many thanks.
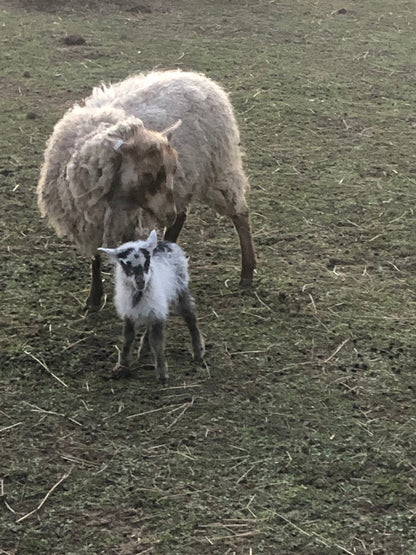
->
37;70;256;312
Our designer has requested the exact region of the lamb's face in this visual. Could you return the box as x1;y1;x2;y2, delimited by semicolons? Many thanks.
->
118;140;178;228
116;245;152;292
99;231;159;301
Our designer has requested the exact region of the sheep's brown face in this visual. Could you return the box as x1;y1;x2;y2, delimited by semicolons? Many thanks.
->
119;140;178;228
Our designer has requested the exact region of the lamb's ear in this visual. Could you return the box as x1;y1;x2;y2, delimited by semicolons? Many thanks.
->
146;230;158;251
161;119;182;142
98;247;118;261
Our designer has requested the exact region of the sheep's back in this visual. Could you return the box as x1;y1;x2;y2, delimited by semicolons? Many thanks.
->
86;71;243;197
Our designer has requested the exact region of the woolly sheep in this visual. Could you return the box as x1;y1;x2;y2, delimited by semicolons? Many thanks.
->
99;230;204;382
37;70;256;311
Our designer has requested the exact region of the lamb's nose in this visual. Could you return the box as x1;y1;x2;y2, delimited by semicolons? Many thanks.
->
135;276;145;289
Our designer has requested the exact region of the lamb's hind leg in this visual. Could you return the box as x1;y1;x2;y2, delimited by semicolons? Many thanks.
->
112;318;136;378
149;321;168;384
178;291;205;361
84;254;104;313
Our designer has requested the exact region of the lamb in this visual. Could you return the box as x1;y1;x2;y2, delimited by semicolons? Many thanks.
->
37;70;256;312
99;230;204;382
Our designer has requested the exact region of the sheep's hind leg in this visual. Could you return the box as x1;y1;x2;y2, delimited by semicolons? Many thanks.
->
112;318;135;378
164;211;187;243
149;321;168;383
230;212;256;287
84;255;104;313
210;170;256;286
178;291;205;361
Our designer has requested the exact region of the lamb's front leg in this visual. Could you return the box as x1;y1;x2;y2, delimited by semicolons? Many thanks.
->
148;321;168;384
112;317;136;378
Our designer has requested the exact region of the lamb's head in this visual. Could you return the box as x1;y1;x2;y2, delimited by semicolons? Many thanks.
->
109;117;180;228
99;230;158;298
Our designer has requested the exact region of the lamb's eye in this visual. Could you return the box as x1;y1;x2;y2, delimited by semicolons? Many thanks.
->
120;260;134;276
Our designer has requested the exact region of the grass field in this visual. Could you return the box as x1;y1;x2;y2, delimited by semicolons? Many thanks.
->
1;0;416;553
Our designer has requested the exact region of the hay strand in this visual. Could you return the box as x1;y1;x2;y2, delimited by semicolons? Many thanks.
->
24;350;68;388
16;467;73;523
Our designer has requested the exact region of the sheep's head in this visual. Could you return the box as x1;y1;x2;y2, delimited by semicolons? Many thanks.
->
110;118;179;228
99;230;158;303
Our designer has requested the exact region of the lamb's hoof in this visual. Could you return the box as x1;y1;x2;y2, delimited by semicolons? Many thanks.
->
158;373;169;385
110;364;131;379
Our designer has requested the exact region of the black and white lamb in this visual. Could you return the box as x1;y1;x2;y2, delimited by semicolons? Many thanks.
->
99;230;204;382
37;70;256;312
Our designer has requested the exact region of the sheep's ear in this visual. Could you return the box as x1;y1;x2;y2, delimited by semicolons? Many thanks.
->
161;119;182;142
109;117;145;152
98;247;118;261
112;139;125;152
146;230;158;251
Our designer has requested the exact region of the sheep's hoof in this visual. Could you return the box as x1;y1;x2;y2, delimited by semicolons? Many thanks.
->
239;277;253;287
193;345;205;362
110;364;131;379
83;299;102;315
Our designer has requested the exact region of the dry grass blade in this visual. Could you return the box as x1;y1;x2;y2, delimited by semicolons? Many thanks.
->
228;344;275;356
24;350;68;388
126;404;179;419
16;467;73;523
275;513;355;555
0;422;22;433
323;338;350;364
236;463;259;484
1;479;17;515
206;530;261;541
166;397;195;430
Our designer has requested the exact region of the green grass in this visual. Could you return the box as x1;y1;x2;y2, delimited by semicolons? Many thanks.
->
1;0;416;553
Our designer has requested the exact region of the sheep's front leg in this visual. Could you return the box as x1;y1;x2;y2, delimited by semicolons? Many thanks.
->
178;291;205;361
84;254;104;313
230;212;256;287
112;317;136;378
148;321;168;384
164;211;187;243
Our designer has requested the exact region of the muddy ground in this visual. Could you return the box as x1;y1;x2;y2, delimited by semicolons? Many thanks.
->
1;0;416;553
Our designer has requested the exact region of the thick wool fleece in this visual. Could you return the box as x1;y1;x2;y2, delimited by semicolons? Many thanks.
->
37;70;250;257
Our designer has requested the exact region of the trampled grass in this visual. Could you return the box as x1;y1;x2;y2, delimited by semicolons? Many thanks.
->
1;1;416;553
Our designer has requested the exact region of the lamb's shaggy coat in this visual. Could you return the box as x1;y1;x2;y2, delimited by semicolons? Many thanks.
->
99;230;204;382
102;233;189;324
37;70;256;308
